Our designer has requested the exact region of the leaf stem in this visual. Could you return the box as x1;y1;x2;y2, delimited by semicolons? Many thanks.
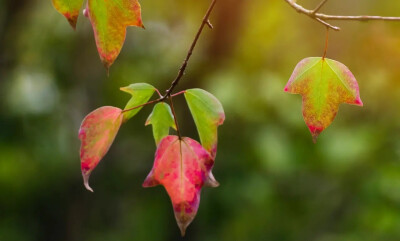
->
322;27;329;60
121;98;162;113
169;95;182;140
121;91;186;114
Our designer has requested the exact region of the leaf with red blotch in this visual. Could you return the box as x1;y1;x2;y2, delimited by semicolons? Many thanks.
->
143;135;219;236
86;0;144;69
284;57;363;142
79;106;123;192
52;0;84;29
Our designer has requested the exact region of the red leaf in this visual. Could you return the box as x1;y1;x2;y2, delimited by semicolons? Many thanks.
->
143;135;219;236
79;106;123;192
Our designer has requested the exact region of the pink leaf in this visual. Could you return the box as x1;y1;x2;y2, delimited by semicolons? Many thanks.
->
79;106;123;192
143;135;219;236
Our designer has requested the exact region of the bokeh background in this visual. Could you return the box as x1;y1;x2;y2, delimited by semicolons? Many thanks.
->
1;0;400;240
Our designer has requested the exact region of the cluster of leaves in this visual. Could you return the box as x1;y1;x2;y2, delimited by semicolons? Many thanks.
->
52;0;365;237
78;84;225;235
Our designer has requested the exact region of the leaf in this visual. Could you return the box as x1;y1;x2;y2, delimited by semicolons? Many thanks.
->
143;135;219;236
78;106;123;192
284;57;363;142
145;103;177;146
52;0;84;29
184;89;225;158
87;0;144;69
120;83;155;122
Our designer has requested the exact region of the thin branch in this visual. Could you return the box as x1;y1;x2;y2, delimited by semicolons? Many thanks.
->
315;18;340;31
162;0;217;99
122;0;217;115
312;0;329;14
284;0;400;31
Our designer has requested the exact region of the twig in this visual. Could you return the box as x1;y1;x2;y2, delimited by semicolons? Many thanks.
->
162;0;217;99
312;0;329;15
284;0;400;31
122;0;217;114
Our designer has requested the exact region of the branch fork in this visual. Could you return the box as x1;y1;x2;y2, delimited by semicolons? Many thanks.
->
284;0;400;31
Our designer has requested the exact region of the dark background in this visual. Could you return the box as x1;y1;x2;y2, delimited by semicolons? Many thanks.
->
1;0;400;240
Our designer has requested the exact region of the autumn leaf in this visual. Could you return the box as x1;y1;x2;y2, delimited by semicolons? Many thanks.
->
120;83;155;122
143;135;219;236
284;57;363;142
52;0;84;29
145;103;177;146
79;106;123;192
184;89;225;158
86;0;144;69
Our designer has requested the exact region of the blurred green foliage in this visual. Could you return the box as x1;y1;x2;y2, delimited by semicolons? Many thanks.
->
1;0;400;240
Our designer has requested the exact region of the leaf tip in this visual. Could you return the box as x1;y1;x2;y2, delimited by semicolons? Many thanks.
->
174;209;192;237
58;10;78;30
354;97;363;106
67;18;78;30
105;65;110;77
179;225;186;237
284;86;289;92
119;86;128;93
82;172;94;192
312;134;318;144
142;172;160;187
309;125;323;143
205;172;219;188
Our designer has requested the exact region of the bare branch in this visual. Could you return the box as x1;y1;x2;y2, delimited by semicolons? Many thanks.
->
284;0;400;31
163;0;217;99
312;0;329;14
315;17;340;31
122;0;218;115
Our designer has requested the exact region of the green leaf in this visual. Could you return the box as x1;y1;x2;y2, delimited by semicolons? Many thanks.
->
52;0;84;29
184;89;225;158
87;0;144;69
120;83;155;122
145;103;177;145
284;57;363;142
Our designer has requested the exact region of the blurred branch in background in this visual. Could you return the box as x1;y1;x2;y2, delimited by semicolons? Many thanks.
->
284;0;400;30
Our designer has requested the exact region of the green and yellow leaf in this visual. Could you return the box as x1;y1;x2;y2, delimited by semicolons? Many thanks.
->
284;57;363;142
87;0;144;69
52;0;84;29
